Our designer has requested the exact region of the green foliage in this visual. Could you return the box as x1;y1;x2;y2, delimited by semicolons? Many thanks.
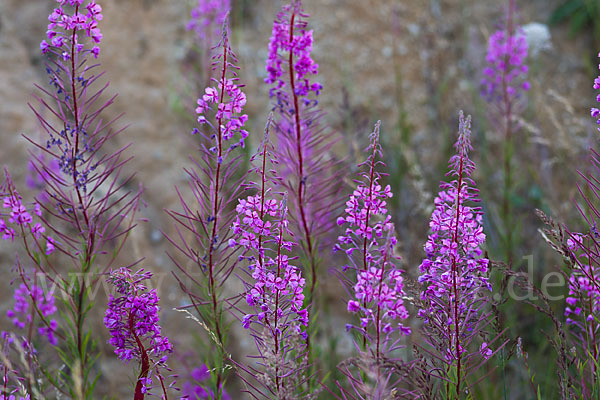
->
550;0;600;41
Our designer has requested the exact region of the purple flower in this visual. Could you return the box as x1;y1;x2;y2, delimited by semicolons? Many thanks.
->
264;2;342;327
186;0;230;43
42;1;103;59
180;364;231;400
195;34;248;157
417;112;492;394
336;123;410;341
266;4;322;101
564;233;600;332
334;122;410;397
7;283;58;345
104;268;172;397
481;25;529;105
228;121;310;397
592;53;600;130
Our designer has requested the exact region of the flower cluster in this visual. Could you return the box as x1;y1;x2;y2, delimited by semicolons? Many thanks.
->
227;124;311;396
336;181;394;257
233;196;307;334
186;0;230;43
336;122;410;339
564;234;600;328
104;268;172;362
416;113;493;398
418;113;491;324
194;34;248;158
104;268;172;396
265;3;322;101
0;193;54;255
7;283;58;346
230;194;281;252
592;53;600;130
196;80;248;144
40;0;103;59
180;364;231;400
481;25;530;104
347;263;410;335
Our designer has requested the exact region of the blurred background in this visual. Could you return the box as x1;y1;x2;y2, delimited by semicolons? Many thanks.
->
0;0;599;397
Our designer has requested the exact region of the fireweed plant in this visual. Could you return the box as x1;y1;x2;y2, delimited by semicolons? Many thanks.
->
166;20;248;399
104;268;173;399
265;2;342;356
4;0;143;397
186;0;231;88
229;118;311;398
552;54;600;397
6;0;600;398
480;0;530;264
416;112;502;398
334;122;411;398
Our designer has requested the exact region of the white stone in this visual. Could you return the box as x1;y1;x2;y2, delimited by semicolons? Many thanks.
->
521;22;552;56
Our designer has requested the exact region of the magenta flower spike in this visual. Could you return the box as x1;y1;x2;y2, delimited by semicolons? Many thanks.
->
7;283;58;346
480;0;529;263
265;1;342;316
104;268;172;400
229;117;311;397
480;0;529;128
18;0;143;396
417;112;495;396
557;57;600;388
334;122;411;398
166;19;247;398
187;0;230;45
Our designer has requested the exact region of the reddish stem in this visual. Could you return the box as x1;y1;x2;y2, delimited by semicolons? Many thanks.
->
287;11;316;297
360;134;380;350
205;35;229;398
450;146;466;396
68;9;95;385
130;310;150;400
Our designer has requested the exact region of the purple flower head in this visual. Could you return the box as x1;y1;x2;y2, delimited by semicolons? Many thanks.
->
417;112;493;393
481;26;529;104
564;233;600;334
104;268;172;396
187;0;230;43
233;193;308;333
334;123;410;397
592;53;600;130
336;122;410;342
480;0;529;141
266;2;322;102
0;185;55;254
180;364;231;400
6;283;58;346
229;119;310;397
41;0;103;59
195;28;248;158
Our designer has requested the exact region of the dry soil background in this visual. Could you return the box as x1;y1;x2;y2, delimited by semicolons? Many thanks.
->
0;0;596;397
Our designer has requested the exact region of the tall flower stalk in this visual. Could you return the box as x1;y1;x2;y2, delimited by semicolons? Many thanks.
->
265;0;341;371
416;112;498;398
556;53;600;397
230;118;311;398
334;122;411;398
481;0;530;264
166;21;247;398
20;1;142;397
